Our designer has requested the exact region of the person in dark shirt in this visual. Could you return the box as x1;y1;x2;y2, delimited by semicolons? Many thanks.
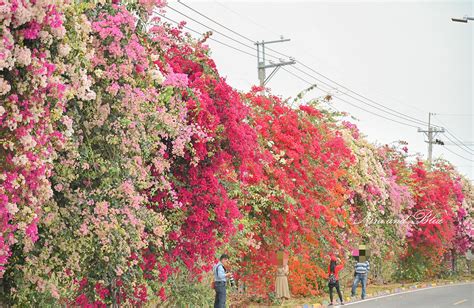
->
328;255;344;306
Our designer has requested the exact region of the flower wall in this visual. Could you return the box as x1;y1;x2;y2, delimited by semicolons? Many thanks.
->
0;0;69;284
0;0;472;305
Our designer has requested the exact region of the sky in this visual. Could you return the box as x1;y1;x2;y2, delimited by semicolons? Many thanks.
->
164;0;473;180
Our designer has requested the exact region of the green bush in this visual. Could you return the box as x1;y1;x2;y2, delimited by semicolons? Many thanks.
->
162;271;214;307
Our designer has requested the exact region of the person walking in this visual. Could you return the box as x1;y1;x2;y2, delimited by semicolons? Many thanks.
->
328;255;344;306
213;254;232;308
351;259;370;300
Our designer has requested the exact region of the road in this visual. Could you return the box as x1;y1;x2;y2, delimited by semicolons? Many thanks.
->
343;283;473;308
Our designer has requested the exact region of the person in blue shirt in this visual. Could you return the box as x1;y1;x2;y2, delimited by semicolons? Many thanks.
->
351;259;370;300
213;254;232;308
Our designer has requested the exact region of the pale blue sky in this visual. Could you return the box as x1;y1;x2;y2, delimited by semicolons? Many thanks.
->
165;0;473;180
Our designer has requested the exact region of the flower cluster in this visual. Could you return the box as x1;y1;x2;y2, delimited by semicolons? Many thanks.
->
0;0;68;279
0;0;471;305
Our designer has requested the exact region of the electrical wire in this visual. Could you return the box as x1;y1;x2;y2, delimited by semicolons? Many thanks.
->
275;67;339;111
442;134;474;156
155;7;472;170
281;66;421;129
166;5;296;67
295;61;441;129
445;143;474;146
433;115;474;155
213;0;282;38
194;0;293;59
166;4;257;53
177;0;255;44
436;113;473;117
154;12;257;59
172;2;295;63
159;5;461;133
442;146;474;162
291;64;431;128
167;3;438;129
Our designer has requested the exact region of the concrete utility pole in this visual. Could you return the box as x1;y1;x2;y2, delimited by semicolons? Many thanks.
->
256;38;295;87
418;112;445;165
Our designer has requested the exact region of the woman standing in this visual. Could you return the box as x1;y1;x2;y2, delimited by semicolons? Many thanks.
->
328;255;344;306
275;259;291;299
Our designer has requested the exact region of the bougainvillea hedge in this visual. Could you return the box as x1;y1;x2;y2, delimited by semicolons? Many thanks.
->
0;1;471;305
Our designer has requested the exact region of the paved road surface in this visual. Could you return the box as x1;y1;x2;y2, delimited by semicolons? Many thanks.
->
341;283;473;308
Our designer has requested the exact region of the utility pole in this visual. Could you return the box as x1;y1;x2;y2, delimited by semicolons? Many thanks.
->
256;38;295;87
418;112;445;166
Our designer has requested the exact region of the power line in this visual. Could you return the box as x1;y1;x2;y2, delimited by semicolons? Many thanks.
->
203;0;293;60
280;66;312;86
280;66;340;99
443;131;474;155
278;67;339;111
166;3;297;80
213;0;282;38
436;113;473;117
334;96;420;128
154;12;257;58
290;64;430;128
433;115;474;155
442;146;474;162
177;0;256;44
442;134;474;156
159;5;445;131
171;3;295;63
166;4;257;53
263;67;474;165
169;2;435;129
295;62;430;128
212;0;364;95
445;142;474;146
281;66;421;129
282;67;345;100
295;61;440;129
264;45;293;60
156;8;472;172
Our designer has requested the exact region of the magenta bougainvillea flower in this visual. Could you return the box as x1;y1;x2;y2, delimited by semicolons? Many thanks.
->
0;0;471;305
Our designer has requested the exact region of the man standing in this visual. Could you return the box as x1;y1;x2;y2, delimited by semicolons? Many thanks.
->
351;259;370;300
213;254;232;308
